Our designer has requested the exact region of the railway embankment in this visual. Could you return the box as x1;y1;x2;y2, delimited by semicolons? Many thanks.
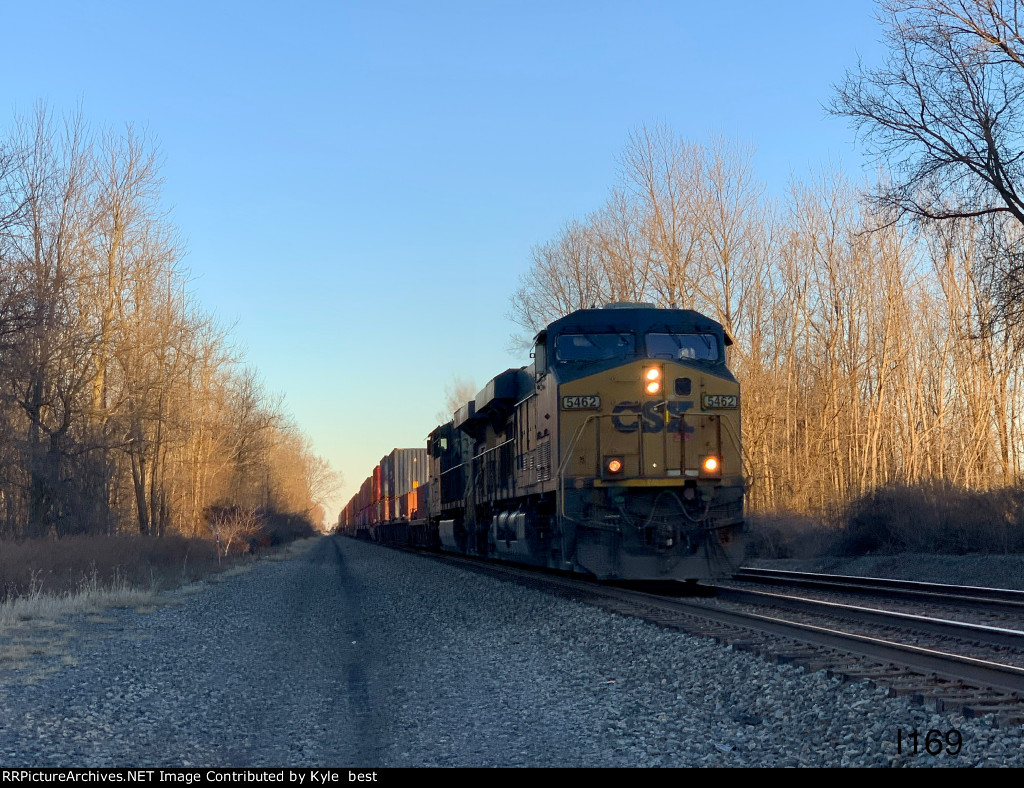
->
0;536;1021;767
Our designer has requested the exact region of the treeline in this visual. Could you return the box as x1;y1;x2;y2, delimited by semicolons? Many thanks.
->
511;126;1024;517
0;107;335;540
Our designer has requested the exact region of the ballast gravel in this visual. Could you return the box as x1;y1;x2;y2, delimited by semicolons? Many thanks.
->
0;536;1021;768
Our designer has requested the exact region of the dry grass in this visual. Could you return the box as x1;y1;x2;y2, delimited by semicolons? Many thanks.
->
204;563;254;583
0;570;157;628
0;532;322;634
263;536;319;561
0;573;156;679
0;532;325;680
0;533;221;603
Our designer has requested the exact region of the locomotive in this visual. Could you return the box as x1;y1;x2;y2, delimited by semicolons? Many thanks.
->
338;303;745;581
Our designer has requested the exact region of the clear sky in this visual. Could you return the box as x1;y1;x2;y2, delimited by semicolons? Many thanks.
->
5;1;886;519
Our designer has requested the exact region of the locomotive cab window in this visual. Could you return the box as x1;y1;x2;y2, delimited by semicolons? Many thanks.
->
555;332;635;362
645;332;719;362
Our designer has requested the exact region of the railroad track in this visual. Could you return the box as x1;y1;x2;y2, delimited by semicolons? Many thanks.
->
733;567;1024;614
397;547;1024;727
712;584;1024;653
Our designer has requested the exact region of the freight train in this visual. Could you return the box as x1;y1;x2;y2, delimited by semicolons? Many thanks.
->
337;303;746;581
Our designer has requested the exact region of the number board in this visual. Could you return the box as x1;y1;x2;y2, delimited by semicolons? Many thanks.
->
702;393;739;409
561;395;601;410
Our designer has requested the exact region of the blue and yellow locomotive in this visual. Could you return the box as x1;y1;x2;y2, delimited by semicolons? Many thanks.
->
340;302;745;582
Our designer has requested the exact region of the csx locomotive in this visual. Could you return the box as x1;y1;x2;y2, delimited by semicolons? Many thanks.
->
338;303;745;581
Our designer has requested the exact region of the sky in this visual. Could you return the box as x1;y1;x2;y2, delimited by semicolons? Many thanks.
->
4;1;887;520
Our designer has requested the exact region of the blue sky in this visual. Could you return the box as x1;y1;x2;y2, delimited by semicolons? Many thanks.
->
5;1;886;518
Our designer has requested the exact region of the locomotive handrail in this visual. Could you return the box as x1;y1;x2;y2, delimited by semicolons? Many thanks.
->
555;406;731;519
556;413;601;518
554;412;601;561
472;438;515;462
555;412;645;518
472;438;517;500
720;416;742;465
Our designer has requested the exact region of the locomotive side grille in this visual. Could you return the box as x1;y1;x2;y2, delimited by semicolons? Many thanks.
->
537;440;551;482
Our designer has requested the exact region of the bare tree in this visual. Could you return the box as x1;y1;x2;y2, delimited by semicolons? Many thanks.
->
829;0;1024;325
590;188;654;304
436;375;477;423
508;218;607;339
507;118;1024;518
832;0;1024;225
208;505;261;560
0;105;336;544
618;124;706;309
693;136;768;349
5;106;96;537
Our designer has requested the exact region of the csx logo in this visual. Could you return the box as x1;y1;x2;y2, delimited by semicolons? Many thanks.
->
611;401;694;434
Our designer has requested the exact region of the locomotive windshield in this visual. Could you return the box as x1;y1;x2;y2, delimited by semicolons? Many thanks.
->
555;332;635;362
645;332;719;362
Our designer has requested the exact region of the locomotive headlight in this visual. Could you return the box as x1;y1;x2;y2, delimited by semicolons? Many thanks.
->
607;457;624;474
644;366;662;396
702;456;720;474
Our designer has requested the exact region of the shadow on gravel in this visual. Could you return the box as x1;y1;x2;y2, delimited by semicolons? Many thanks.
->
320;537;386;764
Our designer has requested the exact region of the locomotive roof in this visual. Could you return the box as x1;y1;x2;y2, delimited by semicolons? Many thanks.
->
541;303;732;345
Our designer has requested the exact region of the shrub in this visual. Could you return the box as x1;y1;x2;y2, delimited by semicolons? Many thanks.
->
260;510;317;545
743;512;838;559
833;481;1024;556
202;505;317;553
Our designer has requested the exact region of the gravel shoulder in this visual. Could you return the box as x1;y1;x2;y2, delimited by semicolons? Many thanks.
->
0;537;1021;767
